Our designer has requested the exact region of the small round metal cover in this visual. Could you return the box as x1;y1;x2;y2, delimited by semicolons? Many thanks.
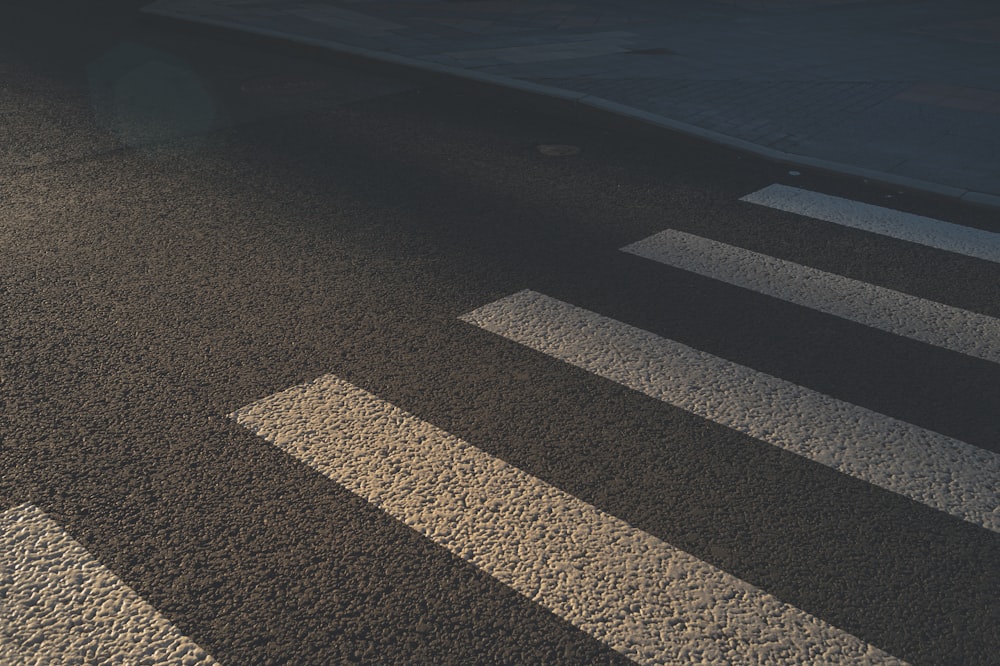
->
240;77;329;96
536;144;581;157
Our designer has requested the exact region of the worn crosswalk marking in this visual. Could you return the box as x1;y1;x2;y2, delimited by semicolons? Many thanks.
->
622;228;1000;364
741;184;1000;263
231;374;904;665
460;290;1000;533
1;504;218;665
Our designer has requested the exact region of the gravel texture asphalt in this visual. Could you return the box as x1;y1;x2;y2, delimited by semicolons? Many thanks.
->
2;3;999;664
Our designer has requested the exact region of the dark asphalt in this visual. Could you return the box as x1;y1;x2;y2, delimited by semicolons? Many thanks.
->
139;0;1000;206
2;2;999;664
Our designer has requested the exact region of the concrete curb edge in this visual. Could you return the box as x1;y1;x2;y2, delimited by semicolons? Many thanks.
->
141;5;1000;213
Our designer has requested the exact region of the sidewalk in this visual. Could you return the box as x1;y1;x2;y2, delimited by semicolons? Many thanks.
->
142;0;1000;209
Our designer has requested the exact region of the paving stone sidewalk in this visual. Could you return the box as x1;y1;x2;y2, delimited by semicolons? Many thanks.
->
142;0;1000;207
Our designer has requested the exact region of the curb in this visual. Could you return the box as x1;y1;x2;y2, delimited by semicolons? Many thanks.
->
142;6;1000;213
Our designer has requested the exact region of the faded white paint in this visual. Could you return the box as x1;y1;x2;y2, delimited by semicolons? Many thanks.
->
741;184;1000;264
0;504;218;665
461;290;1000;533
622;228;1000;364
232;374;904;665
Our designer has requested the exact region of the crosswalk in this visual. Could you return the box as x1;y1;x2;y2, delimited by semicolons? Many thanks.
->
5;183;997;663
621;228;1000;364
226;184;997;663
0;504;217;665
231;374;902;665
460;289;1000;534
741;184;1000;264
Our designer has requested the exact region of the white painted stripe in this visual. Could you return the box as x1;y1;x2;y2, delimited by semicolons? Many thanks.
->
0;504;218;665
741;184;1000;264
460;290;1000;533
231;374;904;665
621;229;1000;365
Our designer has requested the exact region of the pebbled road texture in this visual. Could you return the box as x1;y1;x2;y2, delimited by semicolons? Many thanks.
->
2;1;999;664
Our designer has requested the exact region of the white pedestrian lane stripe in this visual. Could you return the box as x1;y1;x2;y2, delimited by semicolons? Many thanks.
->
0;504;218;666
460;290;1000;534
231;374;905;666
621;229;1000;365
741;184;1000;264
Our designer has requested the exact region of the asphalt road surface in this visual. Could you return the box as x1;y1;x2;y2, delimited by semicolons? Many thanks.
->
2;3;999;664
